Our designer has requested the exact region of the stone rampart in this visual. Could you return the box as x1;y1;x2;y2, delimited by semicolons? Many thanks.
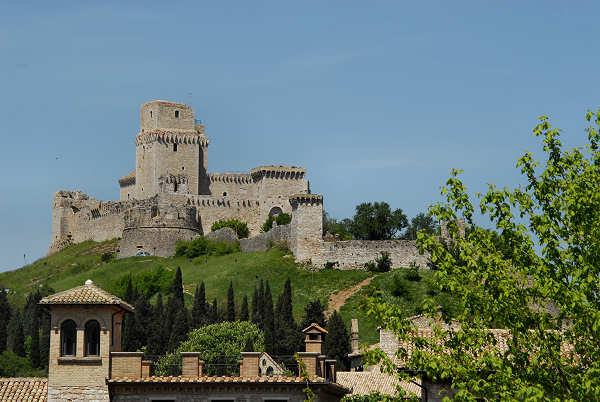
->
205;227;239;243
315;239;429;270
240;224;290;252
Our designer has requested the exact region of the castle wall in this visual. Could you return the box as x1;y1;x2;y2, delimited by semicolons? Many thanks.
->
119;227;200;257
188;195;262;235
119;181;135;201
315;239;429;270
239;224;290;252
208;173;255;198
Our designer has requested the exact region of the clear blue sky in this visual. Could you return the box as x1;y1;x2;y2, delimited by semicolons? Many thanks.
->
1;1;598;272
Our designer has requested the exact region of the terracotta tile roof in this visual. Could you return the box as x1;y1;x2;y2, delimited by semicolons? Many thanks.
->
336;371;421;398
302;323;328;334
39;281;134;312
0;378;47;401
108;375;323;384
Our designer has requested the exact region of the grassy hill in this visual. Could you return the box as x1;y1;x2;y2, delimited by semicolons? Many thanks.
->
0;239;370;323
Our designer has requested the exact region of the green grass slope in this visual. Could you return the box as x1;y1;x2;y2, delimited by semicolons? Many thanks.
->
338;269;462;345
0;239;370;322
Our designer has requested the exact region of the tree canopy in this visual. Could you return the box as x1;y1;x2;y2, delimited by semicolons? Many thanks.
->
366;110;600;400
350;202;408;240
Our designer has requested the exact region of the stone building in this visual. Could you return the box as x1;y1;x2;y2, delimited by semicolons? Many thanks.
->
49;100;309;257
0;281;349;401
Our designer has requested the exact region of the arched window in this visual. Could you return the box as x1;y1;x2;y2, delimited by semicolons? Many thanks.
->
84;320;100;356
61;320;77;356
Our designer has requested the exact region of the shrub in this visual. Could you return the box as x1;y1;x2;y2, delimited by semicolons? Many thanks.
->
404;261;422;282
0;350;46;377
175;237;240;259
154;321;264;376
323;261;339;270
211;219;249;239
266;239;290;252
114;266;174;299
101;252;114;263
364;251;392;273
391;274;409;298
261;213;291;233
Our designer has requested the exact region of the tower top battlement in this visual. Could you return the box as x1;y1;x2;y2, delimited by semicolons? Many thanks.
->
140;100;195;131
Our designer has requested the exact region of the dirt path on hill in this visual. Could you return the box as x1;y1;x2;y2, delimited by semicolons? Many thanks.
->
325;276;375;317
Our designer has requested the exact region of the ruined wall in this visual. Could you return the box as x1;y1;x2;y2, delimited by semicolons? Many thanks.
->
240;224;290;252
315;240;429;270
205;227;239;243
119;227;199;257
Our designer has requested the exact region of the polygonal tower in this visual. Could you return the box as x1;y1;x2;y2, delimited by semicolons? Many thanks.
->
120;100;210;201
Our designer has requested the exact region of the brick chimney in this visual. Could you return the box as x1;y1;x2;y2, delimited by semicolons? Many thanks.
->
240;352;260;377
351;319;359;354
181;352;204;377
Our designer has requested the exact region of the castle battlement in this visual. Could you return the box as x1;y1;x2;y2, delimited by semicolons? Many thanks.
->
250;165;307;181
208;173;252;184
289;193;323;206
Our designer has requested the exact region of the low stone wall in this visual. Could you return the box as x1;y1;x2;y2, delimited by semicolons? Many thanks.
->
48;385;109;401
205;227;239;243
118;227;201;258
240;225;290;252
313;240;429;270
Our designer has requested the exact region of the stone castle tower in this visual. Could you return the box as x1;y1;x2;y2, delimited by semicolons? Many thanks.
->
49;100;310;257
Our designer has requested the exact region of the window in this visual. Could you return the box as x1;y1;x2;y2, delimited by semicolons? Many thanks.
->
173;143;178;152
85;320;100;356
150;111;153;118
175;110;179;118
174;182;179;192
223;192;227;196
61;320;77;356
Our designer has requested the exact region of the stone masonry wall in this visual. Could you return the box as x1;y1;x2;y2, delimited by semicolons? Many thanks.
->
239;224;290;252
315;239;429;270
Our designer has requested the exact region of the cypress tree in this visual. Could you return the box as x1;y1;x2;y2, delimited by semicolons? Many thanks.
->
240;295;249;321
251;286;258;325
226;281;235;322
147;293;166;356
167;308;189;352
257;280;265;329
8;311;25;357
191;282;207;328
132;293;152;350
40;311;50;369
300;299;327;330
124;276;134;304
29;311;40;368
323;311;351;370
263;281;275;354
274;278;300;355
209;298;218;325
0;287;11;353
172;267;184;307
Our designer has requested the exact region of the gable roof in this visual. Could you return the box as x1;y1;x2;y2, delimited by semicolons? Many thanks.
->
302;323;328;334
336;371;421;398
0;378;47;402
39;281;134;312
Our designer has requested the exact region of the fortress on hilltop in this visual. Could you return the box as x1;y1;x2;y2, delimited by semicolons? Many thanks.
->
49;100;429;269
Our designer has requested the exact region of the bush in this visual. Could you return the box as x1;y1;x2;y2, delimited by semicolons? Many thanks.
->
211;219;250;239
261;213;292;233
391;274;410;298
154;321;264;376
0;350;46;377
101;252;114;263
114;266;174;299
266;239;290;252
175;237;240;259
405;261;422;282
364;251;392;273
323;261;339;270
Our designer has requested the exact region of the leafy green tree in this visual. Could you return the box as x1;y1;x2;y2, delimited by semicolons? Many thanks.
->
191;282;207;328
322;211;353;240
240;295;249;321
402;212;439;240
211;219;250;238
324;311;350;371
0;350;45;377
155;321;264;376
350;202;408;240
366;110;600;400
342;392;407;402
0;288;11;353
300;299;327;330
226;281;235;321
263;282;275;353
261;213;292;233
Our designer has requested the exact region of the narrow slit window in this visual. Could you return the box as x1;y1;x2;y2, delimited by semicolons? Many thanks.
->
173;143;178;152
174;182;179;192
175;110;179;118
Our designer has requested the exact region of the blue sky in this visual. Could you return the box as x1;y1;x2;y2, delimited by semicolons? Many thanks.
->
1;1;599;272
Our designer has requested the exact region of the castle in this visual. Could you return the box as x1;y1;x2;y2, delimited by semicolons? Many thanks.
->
49;100;428;269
